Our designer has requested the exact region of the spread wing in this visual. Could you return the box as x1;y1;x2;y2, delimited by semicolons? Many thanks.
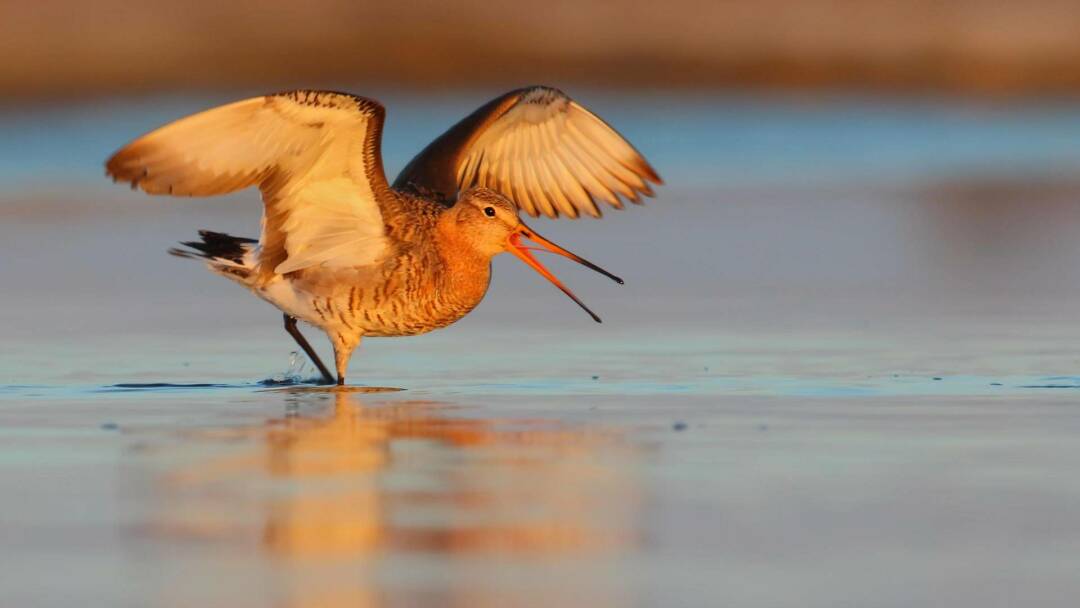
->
393;86;662;219
106;90;392;277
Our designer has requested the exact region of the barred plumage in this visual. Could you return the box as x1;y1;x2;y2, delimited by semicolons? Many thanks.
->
106;87;658;385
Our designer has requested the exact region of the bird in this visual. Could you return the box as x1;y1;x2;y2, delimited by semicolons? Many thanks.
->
105;86;662;385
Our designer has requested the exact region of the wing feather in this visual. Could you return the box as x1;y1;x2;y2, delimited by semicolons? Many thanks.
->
525;125;561;218
538;120;583;218
522;127;551;216
565;124;636;203
106;90;392;278
571;103;662;183
507;126;534;213
393;86;661;219
536;150;574;218
562;130;620;210
546;120;598;217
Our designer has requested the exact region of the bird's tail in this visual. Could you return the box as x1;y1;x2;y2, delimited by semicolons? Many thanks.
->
169;230;258;282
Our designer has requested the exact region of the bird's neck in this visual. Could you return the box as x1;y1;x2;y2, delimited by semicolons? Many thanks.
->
433;216;493;304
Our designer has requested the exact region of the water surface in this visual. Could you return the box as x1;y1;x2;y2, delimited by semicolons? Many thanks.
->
3;92;1080;606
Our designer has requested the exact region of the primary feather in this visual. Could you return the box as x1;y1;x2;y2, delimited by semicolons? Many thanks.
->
394;86;662;219
106;90;392;280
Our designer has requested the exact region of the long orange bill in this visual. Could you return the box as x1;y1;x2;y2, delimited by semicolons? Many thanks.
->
506;225;623;323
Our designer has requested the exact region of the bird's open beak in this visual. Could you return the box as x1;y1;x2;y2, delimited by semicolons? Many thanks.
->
505;224;623;323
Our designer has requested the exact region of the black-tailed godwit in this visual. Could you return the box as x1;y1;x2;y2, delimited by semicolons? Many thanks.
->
106;87;661;385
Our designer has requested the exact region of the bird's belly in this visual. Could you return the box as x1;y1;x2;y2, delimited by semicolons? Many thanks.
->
258;275;487;338
340;288;484;337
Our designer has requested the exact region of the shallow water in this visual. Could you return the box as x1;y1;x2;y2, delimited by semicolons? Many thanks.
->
3;92;1080;606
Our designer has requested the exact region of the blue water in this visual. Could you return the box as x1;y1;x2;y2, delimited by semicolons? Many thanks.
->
5;91;1080;607
4;91;1080;192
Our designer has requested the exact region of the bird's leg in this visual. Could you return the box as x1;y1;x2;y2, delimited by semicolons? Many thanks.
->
330;332;361;386
282;314;334;385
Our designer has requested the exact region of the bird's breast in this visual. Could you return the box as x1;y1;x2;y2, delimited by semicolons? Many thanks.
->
283;250;492;337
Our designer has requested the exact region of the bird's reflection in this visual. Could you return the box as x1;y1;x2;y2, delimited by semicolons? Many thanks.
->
149;390;640;606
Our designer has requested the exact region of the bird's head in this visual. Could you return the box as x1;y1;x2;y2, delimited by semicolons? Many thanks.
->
446;187;623;322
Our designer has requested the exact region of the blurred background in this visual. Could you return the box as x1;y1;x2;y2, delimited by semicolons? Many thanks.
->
5;2;1080;607
5;0;1080;354
5;0;1080;97
4;0;1080;323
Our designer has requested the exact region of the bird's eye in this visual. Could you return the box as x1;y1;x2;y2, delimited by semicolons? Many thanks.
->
483;207;496;218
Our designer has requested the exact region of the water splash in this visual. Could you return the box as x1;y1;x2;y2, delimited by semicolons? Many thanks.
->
259;351;323;386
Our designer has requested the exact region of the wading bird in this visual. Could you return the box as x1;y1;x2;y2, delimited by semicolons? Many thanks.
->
105;87;661;385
